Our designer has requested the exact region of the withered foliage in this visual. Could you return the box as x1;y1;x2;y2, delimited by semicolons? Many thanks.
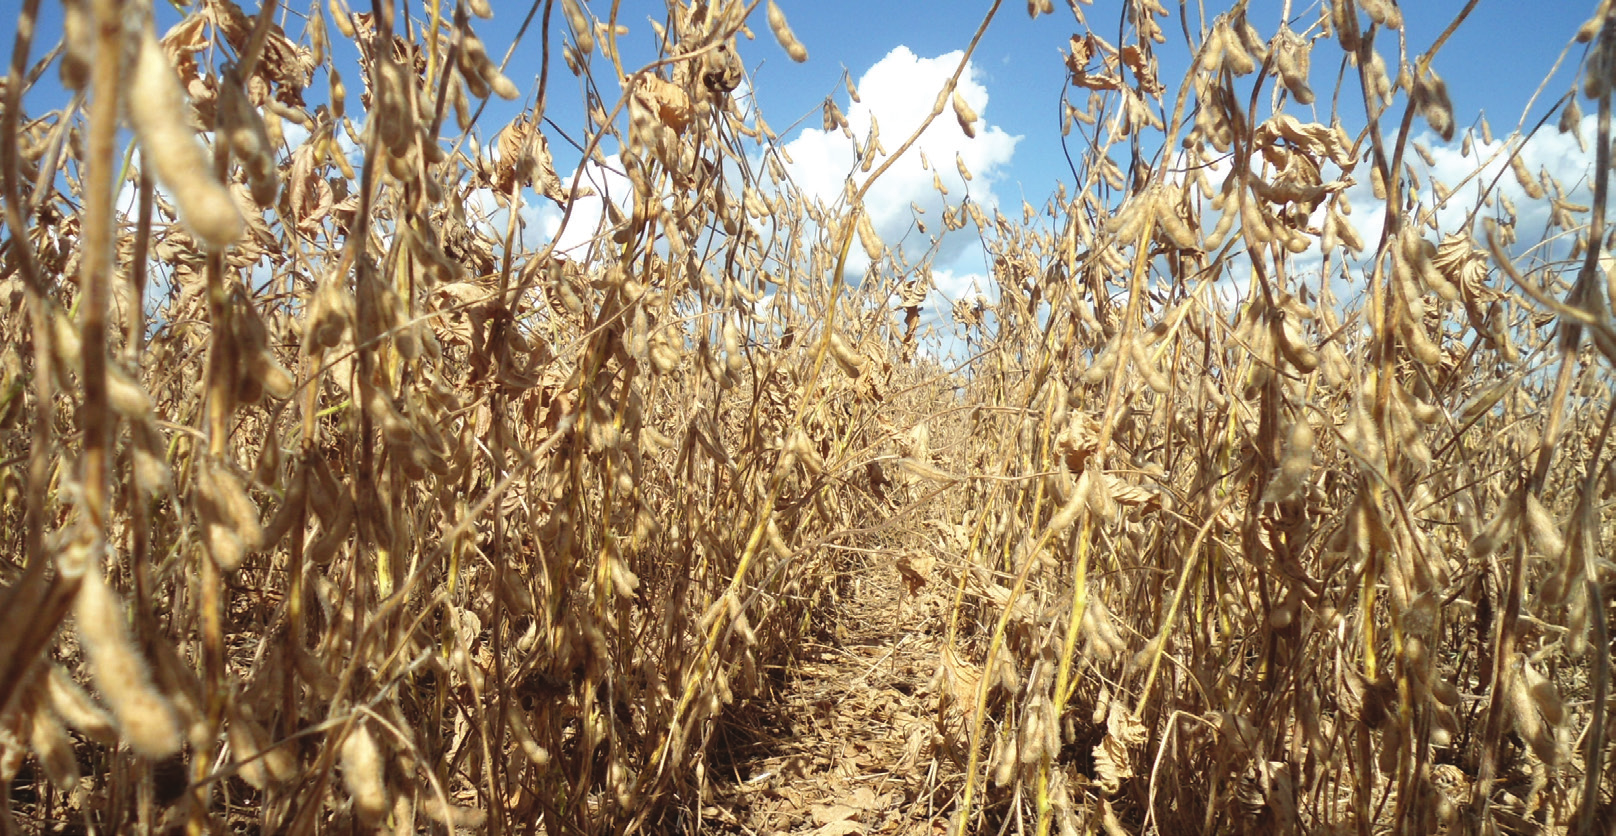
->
1;1;1614;835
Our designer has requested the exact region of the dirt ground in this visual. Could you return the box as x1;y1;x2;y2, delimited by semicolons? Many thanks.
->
701;556;960;836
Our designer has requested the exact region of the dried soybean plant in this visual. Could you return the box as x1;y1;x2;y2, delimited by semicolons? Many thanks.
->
917;1;1616;835
0;0;974;832
3;0;1616;834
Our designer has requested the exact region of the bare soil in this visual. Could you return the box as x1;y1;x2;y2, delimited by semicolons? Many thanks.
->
703;558;957;836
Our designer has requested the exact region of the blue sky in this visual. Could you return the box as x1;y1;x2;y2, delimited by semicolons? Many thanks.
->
734;0;1593;191
8;0;1599;214
479;0;1598;191
6;0;1600;204
493;0;1605;311
479;0;1596;200
479;1;1601;269
6;0;1607;324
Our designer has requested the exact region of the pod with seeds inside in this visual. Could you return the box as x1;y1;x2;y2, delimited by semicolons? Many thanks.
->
460;50;492;102
458;30;496;85
608;554;640;599
1431;675;1460;707
982;727;1008;785
384;137;418;182
1411;67;1454;141
328;0;355;37
1106;192;1147;241
306;272;352;351
1509;152;1546;199
1414;141;1437;167
742;186;769;219
235;294;296;399
131;423;173;497
856;210;884;260
1238;190;1275;244
341;721;389;826
721;319;742;368
229;708;295;789
1128;336;1170;393
106;362;154;419
1325;0;1357;50
1521;659;1564;726
1200;199;1237;250
1365;50;1394;103
220;76;280;207
766;1;809;62
248;347;296;399
256;467;307;552
1330;207;1364;252
1370;163;1388;201
30;706;80;791
1274;315;1319;372
1198;21;1228;74
1524;493;1565;559
561;0;594;55
1577;11;1607;43
197;461;262;569
1375;723;1402;773
1268;584;1302;628
1236;19;1267;63
1017;696;1047;766
827;331;865;378
764;516;793;561
1408;395;1442;425
1219;20;1256;75
1262;417;1314;502
305;495;354;565
354;263;405;345
60;0;91;89
1507;657;1560;765
1465;494;1519;561
316;71;344;131
458;29;520;101
1081;335;1121;384
1154;192;1199;249
1397;299;1444;366
254;430;281;486
1273;28;1314;104
648;335;680;375
45;665;117;744
506;705;550;765
75;564;182;757
1084;468;1117;521
1045;477;1088;534
126;27;244;250
1400;230;1459;301
363;385;414;446
1585;40;1615;98
1358;0;1403;29
1081;597;1127;659
50;307;83;377
952;91;978;138
393;320;424;360
375;57;416;157
1200;376;1229;411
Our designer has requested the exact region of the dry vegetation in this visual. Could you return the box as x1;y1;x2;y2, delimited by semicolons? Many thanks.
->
2;0;1615;834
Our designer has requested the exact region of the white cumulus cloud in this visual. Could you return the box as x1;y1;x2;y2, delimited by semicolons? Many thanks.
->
776;45;1020;276
520;154;632;259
